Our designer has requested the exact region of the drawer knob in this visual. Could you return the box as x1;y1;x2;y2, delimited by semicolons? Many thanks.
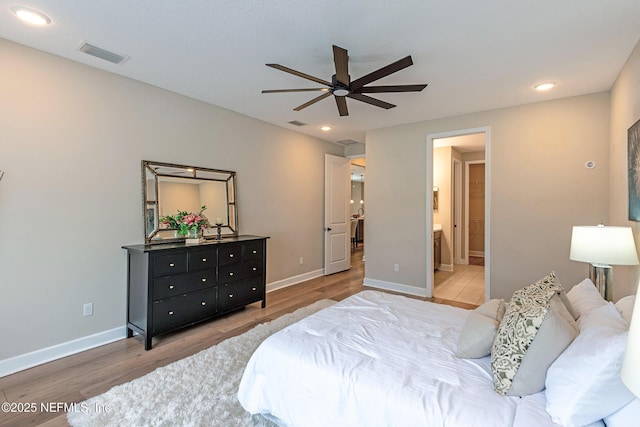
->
169;285;174;289
202;258;207;262
252;287;257;291
169;263;175;267
229;294;234;298
201;301;206;306
252;250;257;254
201;278;207;282
229;254;234;258
229;272;234;276
168;311;174;315
252;267;257;271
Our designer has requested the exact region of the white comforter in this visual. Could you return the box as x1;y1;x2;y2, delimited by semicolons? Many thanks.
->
238;290;567;427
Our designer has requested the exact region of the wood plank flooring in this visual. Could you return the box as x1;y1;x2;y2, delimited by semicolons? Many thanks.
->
0;248;475;427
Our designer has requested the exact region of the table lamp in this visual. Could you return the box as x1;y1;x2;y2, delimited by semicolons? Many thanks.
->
569;225;639;301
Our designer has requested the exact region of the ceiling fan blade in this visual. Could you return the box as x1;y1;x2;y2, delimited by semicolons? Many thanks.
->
347;93;396;109
266;64;333;86
350;56;414;90
333;45;349;86
262;88;329;93
335;96;349;116
293;92;332;111
355;84;427;93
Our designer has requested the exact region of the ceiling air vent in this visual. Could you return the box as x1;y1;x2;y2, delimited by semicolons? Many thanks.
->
78;41;130;65
288;120;307;127
337;139;362;146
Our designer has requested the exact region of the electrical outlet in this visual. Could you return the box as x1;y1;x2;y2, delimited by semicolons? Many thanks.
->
83;303;93;317
299;257;304;265
393;264;399;272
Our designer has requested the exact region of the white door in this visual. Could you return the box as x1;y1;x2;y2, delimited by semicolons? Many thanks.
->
324;154;351;275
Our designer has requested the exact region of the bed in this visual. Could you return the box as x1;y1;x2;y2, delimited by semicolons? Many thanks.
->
238;278;638;427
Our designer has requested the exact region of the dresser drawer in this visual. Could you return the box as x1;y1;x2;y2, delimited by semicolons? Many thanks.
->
242;241;263;260
153;270;215;301
188;248;217;271
219;260;262;283
218;245;241;266
218;277;265;312
153;252;188;276
152;288;217;333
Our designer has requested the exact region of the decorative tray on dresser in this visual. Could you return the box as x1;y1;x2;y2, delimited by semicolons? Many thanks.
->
123;235;268;350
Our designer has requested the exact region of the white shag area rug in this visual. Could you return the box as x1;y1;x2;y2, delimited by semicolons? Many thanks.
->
67;299;336;427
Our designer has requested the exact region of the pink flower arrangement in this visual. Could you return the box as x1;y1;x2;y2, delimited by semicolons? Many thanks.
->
160;206;211;236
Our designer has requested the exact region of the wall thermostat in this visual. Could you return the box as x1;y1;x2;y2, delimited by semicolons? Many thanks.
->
584;161;596;169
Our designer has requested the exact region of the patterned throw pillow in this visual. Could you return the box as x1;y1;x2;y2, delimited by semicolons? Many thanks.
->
491;272;578;396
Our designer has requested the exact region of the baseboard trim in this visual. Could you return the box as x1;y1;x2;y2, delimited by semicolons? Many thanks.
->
363;278;429;298
437;263;454;272
266;269;325;293
469;251;485;257
0;327;125;378
1;269;327;378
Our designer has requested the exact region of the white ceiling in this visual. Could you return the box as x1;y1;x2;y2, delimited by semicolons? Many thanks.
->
2;1;640;145
434;133;486;153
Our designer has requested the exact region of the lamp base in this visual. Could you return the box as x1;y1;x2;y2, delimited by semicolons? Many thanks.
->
589;263;613;301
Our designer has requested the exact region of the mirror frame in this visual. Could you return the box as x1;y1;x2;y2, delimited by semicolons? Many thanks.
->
142;160;238;244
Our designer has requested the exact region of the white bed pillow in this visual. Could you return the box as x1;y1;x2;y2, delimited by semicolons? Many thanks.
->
456;299;505;359
545;302;635;426
614;294;635;325
566;278;607;318
512;392;605;427
492;273;578;396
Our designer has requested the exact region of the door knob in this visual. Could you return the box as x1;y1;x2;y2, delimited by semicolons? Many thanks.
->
325;227;332;231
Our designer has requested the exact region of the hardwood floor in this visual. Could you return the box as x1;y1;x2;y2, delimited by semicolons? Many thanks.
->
0;247;475;427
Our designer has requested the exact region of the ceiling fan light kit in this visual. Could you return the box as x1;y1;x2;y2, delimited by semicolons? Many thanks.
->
262;45;428;117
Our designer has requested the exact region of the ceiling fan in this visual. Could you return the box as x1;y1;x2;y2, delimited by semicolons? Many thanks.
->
262;45;428;117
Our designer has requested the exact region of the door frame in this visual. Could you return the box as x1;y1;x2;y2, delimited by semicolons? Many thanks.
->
465;160;486;261
453;158;464;265
426;126;491;301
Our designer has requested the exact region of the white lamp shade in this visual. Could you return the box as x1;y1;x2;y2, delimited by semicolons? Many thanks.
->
621;292;640;397
570;226;639;266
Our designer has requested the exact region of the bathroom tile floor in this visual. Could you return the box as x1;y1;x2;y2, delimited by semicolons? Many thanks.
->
433;263;485;306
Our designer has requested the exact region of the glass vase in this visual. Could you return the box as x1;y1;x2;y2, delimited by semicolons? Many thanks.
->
187;227;199;239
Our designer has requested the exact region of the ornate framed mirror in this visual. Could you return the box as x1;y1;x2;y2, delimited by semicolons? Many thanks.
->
142;160;238;244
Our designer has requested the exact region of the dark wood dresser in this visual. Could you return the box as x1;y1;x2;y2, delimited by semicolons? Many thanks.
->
123;235;268;350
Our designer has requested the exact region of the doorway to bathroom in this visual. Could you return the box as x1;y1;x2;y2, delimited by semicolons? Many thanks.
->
426;128;489;306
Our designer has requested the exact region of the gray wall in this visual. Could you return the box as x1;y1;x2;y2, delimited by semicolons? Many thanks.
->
609;38;640;299
0;38;343;363
365;93;611;300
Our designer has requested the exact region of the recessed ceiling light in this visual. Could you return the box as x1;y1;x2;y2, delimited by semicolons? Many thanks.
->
11;6;51;26
533;82;555;92
321;126;332;131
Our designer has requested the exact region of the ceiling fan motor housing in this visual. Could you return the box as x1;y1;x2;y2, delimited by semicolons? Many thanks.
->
331;74;350;96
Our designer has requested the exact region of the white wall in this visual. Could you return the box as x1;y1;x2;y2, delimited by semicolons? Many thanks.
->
0;39;343;367
365;93;611;300
609;38;640;299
